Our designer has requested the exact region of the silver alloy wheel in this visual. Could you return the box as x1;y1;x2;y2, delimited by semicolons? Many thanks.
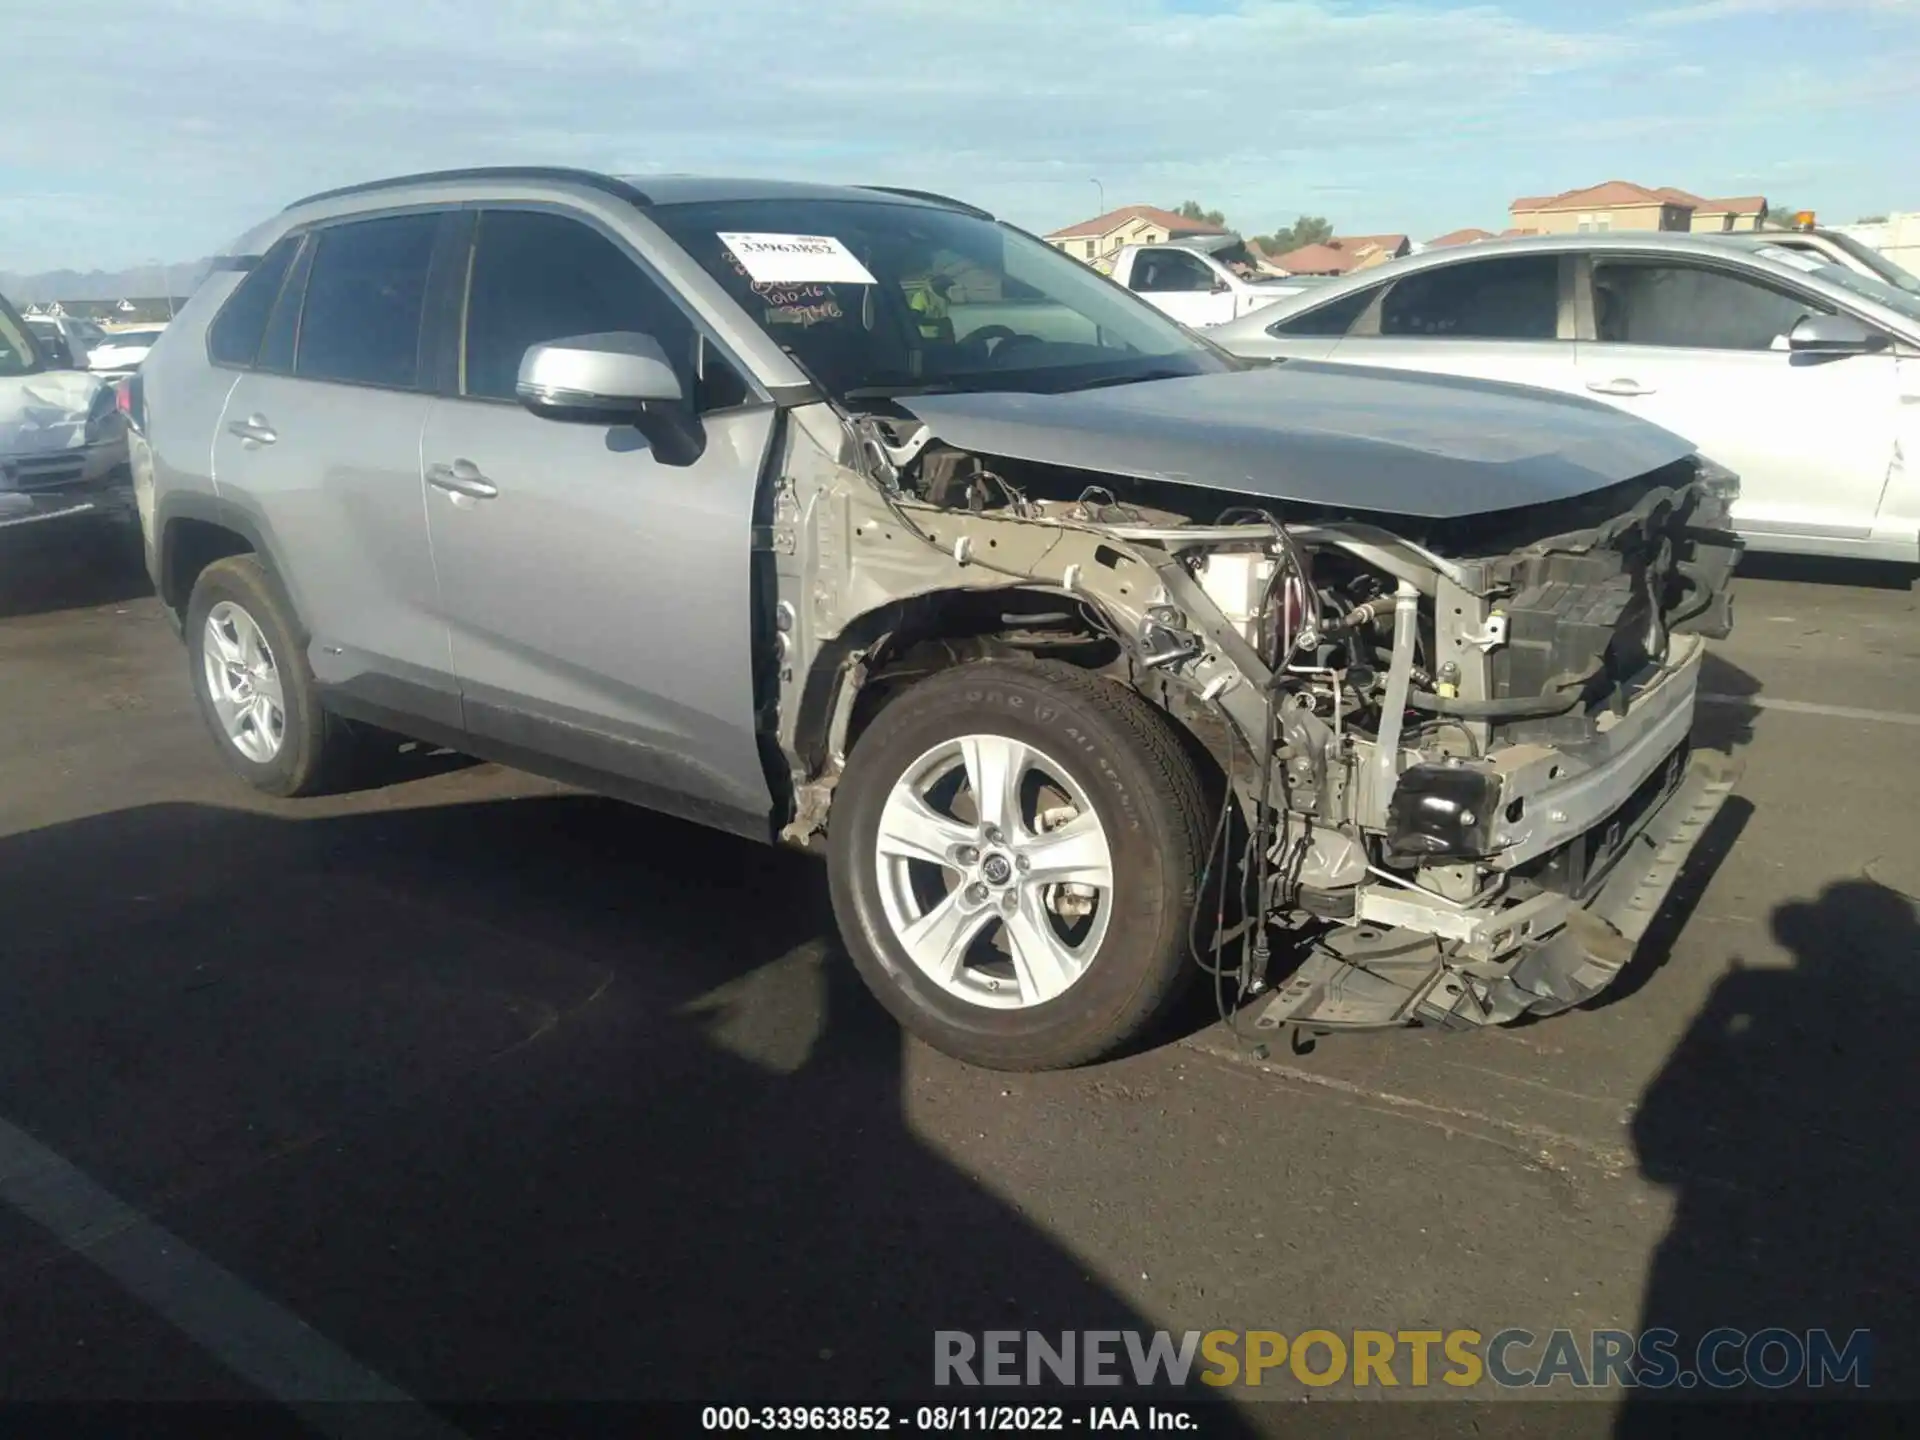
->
873;733;1115;1010
201;600;287;764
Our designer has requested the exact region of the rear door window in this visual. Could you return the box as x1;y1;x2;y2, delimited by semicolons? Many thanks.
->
1377;255;1560;339
295;214;439;388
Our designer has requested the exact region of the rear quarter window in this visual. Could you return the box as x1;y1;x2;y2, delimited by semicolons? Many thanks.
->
1267;284;1380;338
207;236;300;367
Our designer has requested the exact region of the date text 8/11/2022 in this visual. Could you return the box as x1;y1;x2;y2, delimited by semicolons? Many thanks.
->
701;1405;1205;1432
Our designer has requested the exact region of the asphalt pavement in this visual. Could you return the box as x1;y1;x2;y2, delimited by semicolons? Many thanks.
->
1;528;1916;1433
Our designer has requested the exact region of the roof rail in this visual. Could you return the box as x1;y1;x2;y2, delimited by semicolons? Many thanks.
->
284;166;652;212
856;185;993;219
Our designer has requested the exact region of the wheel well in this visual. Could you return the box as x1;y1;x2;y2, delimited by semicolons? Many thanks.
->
795;586;1133;773
161;517;254;617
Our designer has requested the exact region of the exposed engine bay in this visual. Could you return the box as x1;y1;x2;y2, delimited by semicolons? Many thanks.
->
762;400;1744;1033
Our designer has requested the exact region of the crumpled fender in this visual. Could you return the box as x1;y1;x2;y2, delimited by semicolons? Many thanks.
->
0;371;111;458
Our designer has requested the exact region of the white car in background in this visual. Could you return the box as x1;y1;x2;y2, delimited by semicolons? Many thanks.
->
1211;233;1920;564
24;314;107;369
1104;236;1333;328
87;325;168;374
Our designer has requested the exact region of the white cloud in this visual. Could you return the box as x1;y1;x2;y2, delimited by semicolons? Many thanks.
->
1638;0;1915;25
3;0;1643;268
2;0;1911;270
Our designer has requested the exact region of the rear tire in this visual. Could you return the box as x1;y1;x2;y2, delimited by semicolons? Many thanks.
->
185;555;352;797
828;660;1213;1071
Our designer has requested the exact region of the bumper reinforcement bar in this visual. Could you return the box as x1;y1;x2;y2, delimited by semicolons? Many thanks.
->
1254;749;1741;1033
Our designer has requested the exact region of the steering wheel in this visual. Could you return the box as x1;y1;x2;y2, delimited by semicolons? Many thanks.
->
961;324;1019;354
960;325;1045;367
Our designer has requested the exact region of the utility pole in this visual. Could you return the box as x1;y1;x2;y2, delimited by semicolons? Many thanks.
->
1091;177;1105;213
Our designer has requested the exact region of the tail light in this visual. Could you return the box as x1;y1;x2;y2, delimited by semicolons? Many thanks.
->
116;375;145;434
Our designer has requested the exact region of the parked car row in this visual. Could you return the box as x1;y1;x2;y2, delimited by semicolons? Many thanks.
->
21;313;167;374
1212;231;1920;565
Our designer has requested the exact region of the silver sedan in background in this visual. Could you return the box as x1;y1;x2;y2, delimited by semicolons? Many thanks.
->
1214;233;1920;565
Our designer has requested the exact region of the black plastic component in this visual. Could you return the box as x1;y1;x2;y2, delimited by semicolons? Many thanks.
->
1474;475;1743;740
1495;563;1639;705
1384;763;1501;862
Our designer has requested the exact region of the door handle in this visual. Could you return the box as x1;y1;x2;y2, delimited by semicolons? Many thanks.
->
1586;378;1655;397
426;460;499;500
226;414;277;445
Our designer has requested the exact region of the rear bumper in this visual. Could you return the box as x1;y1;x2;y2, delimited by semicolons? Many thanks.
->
1255;746;1741;1032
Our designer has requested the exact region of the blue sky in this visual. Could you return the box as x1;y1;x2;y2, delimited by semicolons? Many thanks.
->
5;0;1915;272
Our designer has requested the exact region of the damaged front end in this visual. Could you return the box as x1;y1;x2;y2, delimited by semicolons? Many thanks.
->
0;370;132;533
762;399;1743;1033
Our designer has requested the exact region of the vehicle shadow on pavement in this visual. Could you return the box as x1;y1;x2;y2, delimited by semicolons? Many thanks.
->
0;524;154;620
1616;877;1920;1424
0;796;1261;1429
1691;651;1761;756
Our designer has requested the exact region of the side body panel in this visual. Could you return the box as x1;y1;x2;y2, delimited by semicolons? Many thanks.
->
210;372;454;723
414;195;786;835
419;398;779;831
138;273;243;589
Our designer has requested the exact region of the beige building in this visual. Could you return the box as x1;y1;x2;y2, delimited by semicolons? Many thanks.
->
1509;182;1768;236
1044;205;1228;268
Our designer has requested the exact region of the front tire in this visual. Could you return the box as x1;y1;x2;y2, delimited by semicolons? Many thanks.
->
185;555;349;797
828;660;1213;1071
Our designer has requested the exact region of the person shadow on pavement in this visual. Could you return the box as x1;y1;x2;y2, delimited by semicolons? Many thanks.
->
1618;877;1920;1427
0;796;1260;1433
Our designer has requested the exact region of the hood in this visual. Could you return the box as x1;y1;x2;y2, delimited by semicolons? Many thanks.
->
898;362;1695;520
0;370;109;460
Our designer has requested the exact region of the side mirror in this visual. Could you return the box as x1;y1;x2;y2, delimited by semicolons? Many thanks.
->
1787;312;1887;356
1210;277;1232;294
516;331;685;423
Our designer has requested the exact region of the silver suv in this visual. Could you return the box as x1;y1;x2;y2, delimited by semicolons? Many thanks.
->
132;168;1744;1070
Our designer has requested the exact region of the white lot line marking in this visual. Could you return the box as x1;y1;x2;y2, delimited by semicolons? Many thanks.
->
0;1116;466;1440
1699;693;1920;727
1181;1037;1636;1175
1433;1060;1622;1107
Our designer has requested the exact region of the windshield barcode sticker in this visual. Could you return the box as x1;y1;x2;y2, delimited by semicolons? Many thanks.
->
718;233;877;286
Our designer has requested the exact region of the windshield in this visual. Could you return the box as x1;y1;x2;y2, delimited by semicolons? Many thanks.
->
0;300;45;377
647;198;1234;400
1755;244;1920;326
1753;233;1920;295
1821;232;1920;293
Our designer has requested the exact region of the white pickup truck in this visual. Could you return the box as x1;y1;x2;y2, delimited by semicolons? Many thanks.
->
1106;238;1325;328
